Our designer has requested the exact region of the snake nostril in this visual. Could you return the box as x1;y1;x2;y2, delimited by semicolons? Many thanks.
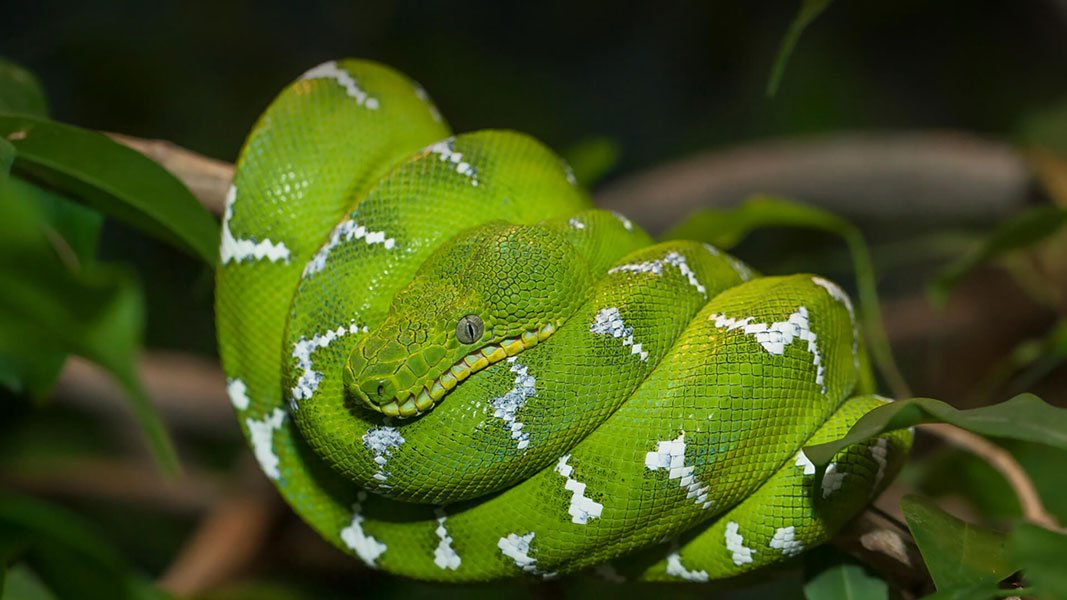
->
376;382;385;398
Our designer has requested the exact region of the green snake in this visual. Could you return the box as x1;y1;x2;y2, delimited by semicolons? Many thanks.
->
215;59;912;582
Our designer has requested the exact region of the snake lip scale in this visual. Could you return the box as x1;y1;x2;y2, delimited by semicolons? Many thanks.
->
217;58;912;582
354;322;557;418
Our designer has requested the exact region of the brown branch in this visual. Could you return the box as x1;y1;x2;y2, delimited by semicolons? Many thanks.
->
921;423;1061;530
1;457;224;513
54;353;235;438
158;459;280;596
595;131;1030;236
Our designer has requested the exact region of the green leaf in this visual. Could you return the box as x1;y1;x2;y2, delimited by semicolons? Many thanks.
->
804;394;1067;471
803;562;888;600
663;194;909;398
927;205;1067;306
0;58;48;117
767;0;835;97
1010;524;1067;599
2;564;61;600
0;181;178;473
0;175;106;396
562;136;620;188
0;494;169;600
901;496;1017;592
0;114;218;265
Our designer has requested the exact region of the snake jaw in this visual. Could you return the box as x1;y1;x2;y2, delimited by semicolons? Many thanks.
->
370;321;557;418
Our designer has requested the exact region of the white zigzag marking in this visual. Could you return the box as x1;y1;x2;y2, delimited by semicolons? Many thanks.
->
426;138;479;186
291;322;367;402
609;251;707;297
611;210;634;231
821;462;847;498
812;276;858;368
769;526;804;557
554;455;604;524
227;377;250;411
724;521;755;565
709;306;826;393
304;218;395;277
498;532;539;574
340;491;387;567
665;548;709;582
220;185;290;264
362;426;404;487
644;433;712;509
302;61;379;109
433;509;461;570
490;360;536;450
246;408;285;480
590;307;648;361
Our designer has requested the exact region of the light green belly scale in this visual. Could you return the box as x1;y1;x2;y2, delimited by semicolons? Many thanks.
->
215;59;911;582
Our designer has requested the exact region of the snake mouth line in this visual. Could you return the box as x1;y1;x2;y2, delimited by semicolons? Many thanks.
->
376;322;556;418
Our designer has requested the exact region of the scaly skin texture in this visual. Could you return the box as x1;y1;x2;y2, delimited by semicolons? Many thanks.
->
215;59;912;582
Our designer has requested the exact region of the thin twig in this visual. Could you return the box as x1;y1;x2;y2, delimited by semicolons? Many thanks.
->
920;423;1061;530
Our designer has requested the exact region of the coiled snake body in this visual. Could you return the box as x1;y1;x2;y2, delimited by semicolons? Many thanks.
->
216;59;911;582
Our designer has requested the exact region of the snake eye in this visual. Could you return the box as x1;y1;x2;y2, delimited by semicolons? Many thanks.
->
456;314;483;344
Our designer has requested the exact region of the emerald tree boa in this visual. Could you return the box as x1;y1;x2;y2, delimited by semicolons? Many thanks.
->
215;59;911;582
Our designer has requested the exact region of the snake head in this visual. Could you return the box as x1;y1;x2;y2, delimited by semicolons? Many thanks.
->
344;221;591;418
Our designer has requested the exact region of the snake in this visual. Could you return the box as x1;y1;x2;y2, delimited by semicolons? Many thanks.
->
215;59;912;582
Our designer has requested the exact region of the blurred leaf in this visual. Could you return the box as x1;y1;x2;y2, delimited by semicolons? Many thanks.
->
1019;99;1067;155
562;136;620;188
1;136;13;176
0;182;177;473
1027;149;1067;208
0;494;169;600
973;321;1067;404
0;114;218;265
664;194;909;398
905;448;1022;522
0;176;106;396
919;583;1017;600
927;205;1067;306
803;564;887;600
0;58;48;117
767;0;834;96
3;564;60;600
1010;524;1067;599
1005;440;1067;524
805;394;1067;473
901;495;1016;592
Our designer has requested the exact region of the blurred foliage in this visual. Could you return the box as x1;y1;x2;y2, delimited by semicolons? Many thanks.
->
0;493;168;600
1009;525;1067;599
2;1;1067;599
901;495;1016;594
927;206;1067;307
801;547;887;600
767;0;834;97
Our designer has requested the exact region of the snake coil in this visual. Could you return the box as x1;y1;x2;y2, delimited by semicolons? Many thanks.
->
216;59;911;582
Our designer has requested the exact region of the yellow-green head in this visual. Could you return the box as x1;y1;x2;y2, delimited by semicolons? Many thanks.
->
344;221;592;417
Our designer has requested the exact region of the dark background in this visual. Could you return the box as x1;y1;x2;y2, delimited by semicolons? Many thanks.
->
2;2;1066;598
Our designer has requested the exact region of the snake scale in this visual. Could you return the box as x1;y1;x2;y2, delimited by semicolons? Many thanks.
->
215;59;912;582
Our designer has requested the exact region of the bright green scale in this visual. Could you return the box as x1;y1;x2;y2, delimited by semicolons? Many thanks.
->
216;59;911;582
